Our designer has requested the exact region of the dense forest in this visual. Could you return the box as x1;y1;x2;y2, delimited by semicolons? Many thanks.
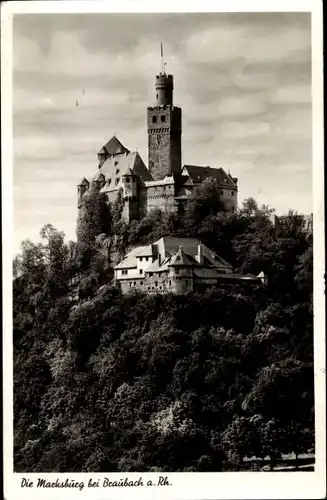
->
13;182;314;472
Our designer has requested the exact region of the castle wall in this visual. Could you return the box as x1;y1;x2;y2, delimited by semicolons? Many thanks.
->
220;186;237;211
145;184;176;214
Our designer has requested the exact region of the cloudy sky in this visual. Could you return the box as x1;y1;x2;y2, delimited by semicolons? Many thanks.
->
13;12;312;252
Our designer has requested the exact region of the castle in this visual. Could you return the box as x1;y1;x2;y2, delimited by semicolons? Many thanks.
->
77;61;238;221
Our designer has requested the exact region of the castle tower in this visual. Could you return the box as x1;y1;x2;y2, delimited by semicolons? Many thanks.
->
147;45;182;180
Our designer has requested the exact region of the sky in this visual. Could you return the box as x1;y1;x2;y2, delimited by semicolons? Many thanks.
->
13;12;312;253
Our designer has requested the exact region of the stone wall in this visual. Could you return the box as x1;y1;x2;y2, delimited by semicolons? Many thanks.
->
147;105;182;180
220;186;237;211
145;184;176;213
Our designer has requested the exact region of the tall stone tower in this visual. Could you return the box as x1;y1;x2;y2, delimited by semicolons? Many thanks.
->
147;49;182;180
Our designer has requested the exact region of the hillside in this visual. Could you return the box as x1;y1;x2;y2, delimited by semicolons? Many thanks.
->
13;190;314;472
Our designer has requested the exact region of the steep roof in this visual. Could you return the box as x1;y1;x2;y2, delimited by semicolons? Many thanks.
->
99;151;153;193
182;165;237;187
78;177;90;186
114;236;234;273
169;247;198;267
115;245;150;269
100;136;130;157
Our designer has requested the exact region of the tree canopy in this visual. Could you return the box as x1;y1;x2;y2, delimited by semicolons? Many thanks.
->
13;193;314;472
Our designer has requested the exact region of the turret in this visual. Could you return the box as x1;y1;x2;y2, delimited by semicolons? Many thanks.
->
147;44;182;181
155;73;174;106
77;177;89;208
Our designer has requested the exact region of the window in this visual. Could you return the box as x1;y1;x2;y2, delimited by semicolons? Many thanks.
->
130;282;132;287
140;281;143;285
139;257;142;262
156;94;158;100
169;280;171;286
155;281;158;286
125;177;130;183
122;270;128;275
221;190;224;195
116;169;120;175
149;272;153;277
161;115;166;123
114;161;118;166
108;179;111;185
133;282;136;286
152;116;157;124
145;257;149;261
115;178;120;185
231;191;234;196
159;286;162;290
140;269;143;274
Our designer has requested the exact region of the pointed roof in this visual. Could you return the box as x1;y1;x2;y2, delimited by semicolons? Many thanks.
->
78;177;89;186
100;136;129;157
182;165;237;187
169;246;198;267
99;151;153;193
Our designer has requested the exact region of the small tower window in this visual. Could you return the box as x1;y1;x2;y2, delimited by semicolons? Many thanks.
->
161;115;166;123
116;168;120;175
152;116;157;124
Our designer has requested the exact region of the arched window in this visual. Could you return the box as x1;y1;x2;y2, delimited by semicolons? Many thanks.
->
152;116;157;124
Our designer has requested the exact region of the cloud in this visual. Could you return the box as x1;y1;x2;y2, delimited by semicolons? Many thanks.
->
12;12;312;252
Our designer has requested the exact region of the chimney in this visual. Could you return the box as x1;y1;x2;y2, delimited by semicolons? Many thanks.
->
197;243;204;265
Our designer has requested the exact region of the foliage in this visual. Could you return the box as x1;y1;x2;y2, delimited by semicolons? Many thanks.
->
13;192;313;472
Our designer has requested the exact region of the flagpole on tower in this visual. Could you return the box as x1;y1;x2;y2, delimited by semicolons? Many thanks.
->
161;41;164;74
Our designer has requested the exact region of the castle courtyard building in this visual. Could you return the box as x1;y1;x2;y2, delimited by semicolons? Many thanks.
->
114;237;266;295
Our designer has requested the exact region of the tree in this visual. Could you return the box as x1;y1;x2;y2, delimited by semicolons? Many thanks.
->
76;191;111;243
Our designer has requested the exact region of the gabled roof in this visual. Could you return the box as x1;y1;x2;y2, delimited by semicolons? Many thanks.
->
114;245;150;269
100;136;130;157
99;151;153;193
169;247;199;267
182;165;236;187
